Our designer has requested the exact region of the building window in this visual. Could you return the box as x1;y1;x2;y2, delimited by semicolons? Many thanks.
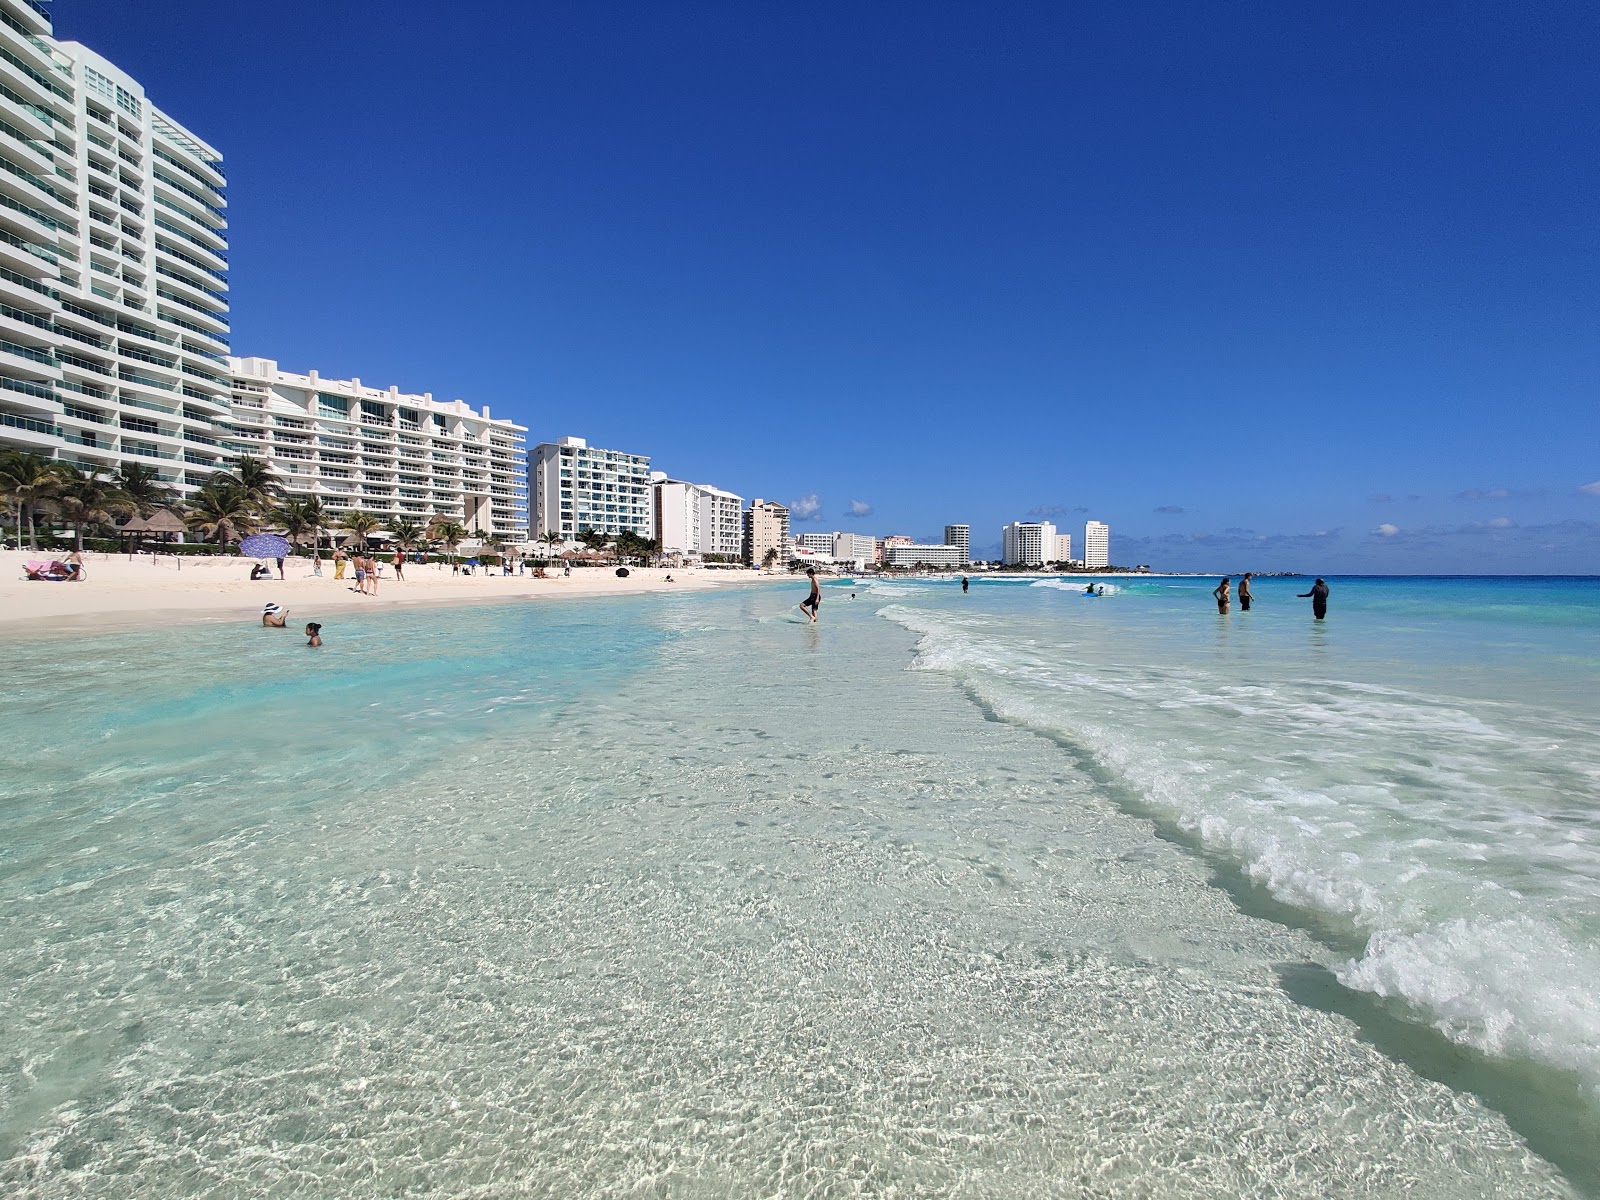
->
115;86;143;119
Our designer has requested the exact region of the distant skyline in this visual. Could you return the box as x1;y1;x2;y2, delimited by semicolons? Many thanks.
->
61;0;1599;572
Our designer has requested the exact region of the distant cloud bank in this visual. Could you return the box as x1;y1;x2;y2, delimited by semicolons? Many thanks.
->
844;499;874;518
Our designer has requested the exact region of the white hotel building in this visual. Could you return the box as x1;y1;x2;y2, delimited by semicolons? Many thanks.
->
1084;520;1110;569
884;542;965;568
0;3;234;490
652;471;744;559
1002;521;1055;567
227;358;528;542
532;436;652;541
943;524;970;563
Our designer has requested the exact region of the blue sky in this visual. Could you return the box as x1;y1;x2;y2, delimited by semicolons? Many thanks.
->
63;0;1598;571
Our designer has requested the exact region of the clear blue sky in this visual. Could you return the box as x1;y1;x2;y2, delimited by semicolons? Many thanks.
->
63;0;1599;571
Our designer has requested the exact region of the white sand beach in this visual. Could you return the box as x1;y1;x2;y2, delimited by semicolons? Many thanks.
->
0;549;775;633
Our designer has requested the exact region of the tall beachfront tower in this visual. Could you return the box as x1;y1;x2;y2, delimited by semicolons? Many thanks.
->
227;358;528;544
650;472;744;559
943;524;970;563
742;498;790;566
1002;520;1055;566
1084;520;1110;569
531;435;652;542
0;2;233;493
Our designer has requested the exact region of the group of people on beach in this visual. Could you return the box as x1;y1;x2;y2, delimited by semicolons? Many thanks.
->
1213;573;1330;619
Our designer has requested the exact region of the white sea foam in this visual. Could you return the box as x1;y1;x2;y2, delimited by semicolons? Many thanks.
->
878;597;1600;1095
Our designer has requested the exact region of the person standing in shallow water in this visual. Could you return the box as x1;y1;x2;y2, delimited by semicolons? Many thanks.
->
1238;572;1254;611
799;568;821;623
961;576;969;593
1298;578;1330;620
1213;576;1231;614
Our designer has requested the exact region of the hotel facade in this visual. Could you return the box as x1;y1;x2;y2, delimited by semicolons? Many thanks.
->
532;436;652;542
1084;520;1110;569
652;471;744;559
742;498;790;566
228;358;528;542
0;3;234;492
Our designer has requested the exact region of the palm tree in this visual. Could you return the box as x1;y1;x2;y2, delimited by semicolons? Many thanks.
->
214;454;284;515
54;465;135;553
429;519;467;565
389;515;426;553
276;495;316;548
300;495;328;552
0;450;68;550
538;529;564;557
185;481;260;545
762;547;779;569
113;461;177;517
340;509;381;551
577;526;609;554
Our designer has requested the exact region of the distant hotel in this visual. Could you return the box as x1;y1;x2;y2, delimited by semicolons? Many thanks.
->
943;524;971;564
651;472;743;559
743;499;790;565
885;542;964;568
1083;520;1110;569
0;7;233;495
228;359;528;542
532;436;651;541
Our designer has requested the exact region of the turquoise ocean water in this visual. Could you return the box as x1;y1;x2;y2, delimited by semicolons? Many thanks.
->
0;574;1596;1196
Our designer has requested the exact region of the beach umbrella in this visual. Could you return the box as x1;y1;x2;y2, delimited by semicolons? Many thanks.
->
239;533;292;559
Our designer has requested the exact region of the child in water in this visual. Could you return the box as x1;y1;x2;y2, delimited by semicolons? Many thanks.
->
305;622;322;647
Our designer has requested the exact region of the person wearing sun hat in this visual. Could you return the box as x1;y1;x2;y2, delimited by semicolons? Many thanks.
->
261;603;288;628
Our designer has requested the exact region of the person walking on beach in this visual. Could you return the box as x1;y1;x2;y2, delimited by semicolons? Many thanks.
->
352;555;367;594
275;556;285;581
799;568;821;623
366;554;380;597
1238;572;1254;611
333;549;347;580
392;549;405;582
1213;576;1232;614
1298;578;1330;620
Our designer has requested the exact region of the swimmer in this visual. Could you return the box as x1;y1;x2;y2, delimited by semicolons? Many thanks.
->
304;622;322;646
262;603;287;628
1297;578;1330;620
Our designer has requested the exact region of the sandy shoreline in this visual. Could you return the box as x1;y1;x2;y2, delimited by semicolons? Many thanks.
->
0;549;780;635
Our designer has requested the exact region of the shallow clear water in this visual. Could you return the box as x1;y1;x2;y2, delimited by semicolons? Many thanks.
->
0;578;1595;1196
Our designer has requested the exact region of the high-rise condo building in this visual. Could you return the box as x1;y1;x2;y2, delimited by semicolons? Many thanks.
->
743;498;790;566
1083;520;1110;569
795;532;833;554
531;436;651;541
651;472;744;558
699;484;743;558
1002;521;1055;566
227;358;527;542
1054;533;1073;563
0;5;233;493
943;524;970;563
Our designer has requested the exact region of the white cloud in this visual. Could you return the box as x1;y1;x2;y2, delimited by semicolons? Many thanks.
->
1375;523;1400;537
790;493;822;521
844;499;873;518
1487;516;1516;529
1580;481;1600;497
